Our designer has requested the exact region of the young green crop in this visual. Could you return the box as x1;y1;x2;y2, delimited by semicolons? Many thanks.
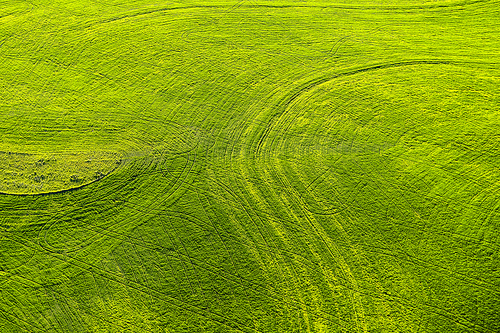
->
0;0;499;332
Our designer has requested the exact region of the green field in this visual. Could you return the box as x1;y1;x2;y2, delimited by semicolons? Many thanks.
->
1;0;499;332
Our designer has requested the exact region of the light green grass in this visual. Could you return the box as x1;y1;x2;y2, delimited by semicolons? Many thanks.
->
0;0;499;332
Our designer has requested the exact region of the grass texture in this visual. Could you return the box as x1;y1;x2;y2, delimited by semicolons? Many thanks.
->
0;0;499;332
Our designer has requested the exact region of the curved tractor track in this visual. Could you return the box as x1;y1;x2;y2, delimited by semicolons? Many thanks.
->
0;0;499;332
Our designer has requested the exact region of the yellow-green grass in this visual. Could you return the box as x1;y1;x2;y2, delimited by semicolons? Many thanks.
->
0;0;499;332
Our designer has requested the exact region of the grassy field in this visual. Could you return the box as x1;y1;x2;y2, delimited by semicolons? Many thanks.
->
1;0;499;332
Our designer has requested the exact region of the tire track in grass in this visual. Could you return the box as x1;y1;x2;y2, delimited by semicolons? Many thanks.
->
200;69;295;270
344;157;495;326
215;171;308;304
357;155;493;262
3;2;500;330
272;162;368;333
105;143;202;301
331;271;493;333
158;216;197;296
161;209;332;276
200;177;301;322
165;213;209;303
77;0;500;30
374;155;500;250
148;228;188;299
1;288;53;332
225;177;325;329
3;272;148;332
300;172;500;294
246;59;500;331
254;60;462;158
274;61;500;228
0;307;47;333
194;189;259;324
1;122;203;326
3;281;58;332
236;148;351;329
250;75;374;333
16;200;353;328
31;124;199;255
38;251;264;332
4;201;492;330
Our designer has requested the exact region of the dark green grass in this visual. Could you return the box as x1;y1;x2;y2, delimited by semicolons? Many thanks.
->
0;0;499;332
